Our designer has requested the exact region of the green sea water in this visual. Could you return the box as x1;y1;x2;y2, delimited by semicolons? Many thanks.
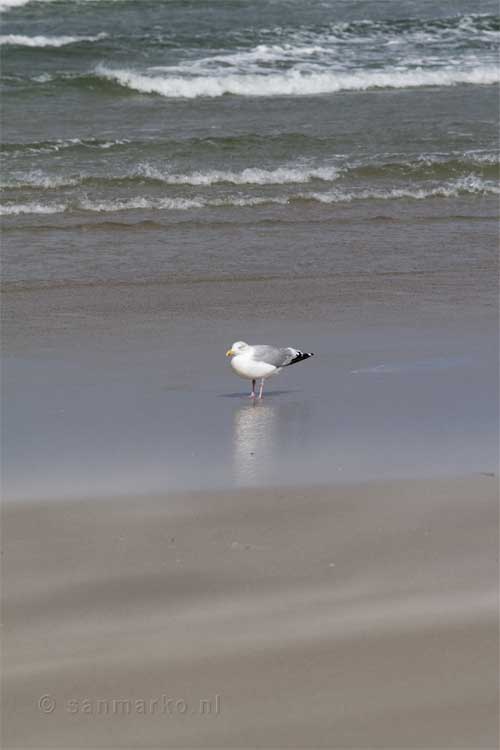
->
1;0;499;285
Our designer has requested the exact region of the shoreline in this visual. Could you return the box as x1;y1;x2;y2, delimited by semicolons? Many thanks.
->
3;469;498;506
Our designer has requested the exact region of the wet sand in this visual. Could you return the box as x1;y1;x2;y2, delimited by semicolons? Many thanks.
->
3;272;498;500
2;475;498;747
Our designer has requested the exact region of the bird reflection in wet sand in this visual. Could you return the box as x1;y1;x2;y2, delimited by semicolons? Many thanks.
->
233;402;276;484
232;398;312;485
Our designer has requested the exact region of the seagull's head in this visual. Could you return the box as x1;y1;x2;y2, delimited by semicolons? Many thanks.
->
226;341;248;357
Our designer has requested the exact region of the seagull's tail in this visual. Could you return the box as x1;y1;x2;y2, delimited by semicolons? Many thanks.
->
286;350;314;366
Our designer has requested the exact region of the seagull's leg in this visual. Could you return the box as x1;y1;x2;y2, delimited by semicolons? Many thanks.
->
249;379;256;399
258;378;265;399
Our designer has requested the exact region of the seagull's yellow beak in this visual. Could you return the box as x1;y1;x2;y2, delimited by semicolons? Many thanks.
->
226;349;233;357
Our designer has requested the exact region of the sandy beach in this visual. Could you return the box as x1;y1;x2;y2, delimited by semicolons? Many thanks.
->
2;240;498;750
2;251;498;748
3;475;498;747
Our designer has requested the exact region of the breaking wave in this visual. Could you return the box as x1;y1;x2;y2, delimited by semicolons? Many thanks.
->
301;176;500;203
0;170;79;188
0;0;35;10
1;176;497;215
78;196;204;212
96;64;500;98
0;137;130;156
0;32;107;47
0;201;66;215
134;164;340;185
2;152;496;191
0;0;124;9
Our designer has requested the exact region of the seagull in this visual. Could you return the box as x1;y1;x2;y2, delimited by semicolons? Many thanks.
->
226;341;314;399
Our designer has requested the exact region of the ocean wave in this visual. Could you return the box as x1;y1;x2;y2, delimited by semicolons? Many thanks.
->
288;13;500;49
0;0;33;10
0;0;125;9
149;43;334;75
0;197;203;214
78;196;205;212
0;201;66;215
0;170;78;188
3;132;497;171
300;177;500;203
2;154;497;192
1;177;497;216
135;163;340;185
208;178;500;205
0;32;107;47
96;64;500;98
0;0;64;11
147;13;499;76
212;195;289;208
463;150;500;165
1;136;130;156
349;151;500;179
143;12;498;53
0;164;340;189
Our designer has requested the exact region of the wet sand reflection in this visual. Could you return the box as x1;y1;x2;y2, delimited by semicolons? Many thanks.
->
232;397;312;485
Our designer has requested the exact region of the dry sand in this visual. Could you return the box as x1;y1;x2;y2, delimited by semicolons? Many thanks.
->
2;475;498;748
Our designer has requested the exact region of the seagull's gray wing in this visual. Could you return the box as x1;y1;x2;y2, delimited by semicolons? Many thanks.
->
251;345;301;368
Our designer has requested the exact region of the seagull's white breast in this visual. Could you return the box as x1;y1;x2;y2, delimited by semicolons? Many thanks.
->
230;354;278;380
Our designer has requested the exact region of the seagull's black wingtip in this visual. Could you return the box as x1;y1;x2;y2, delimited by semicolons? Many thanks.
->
287;350;315;366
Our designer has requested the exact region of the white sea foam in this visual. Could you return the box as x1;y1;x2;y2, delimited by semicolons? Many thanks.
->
32;73;53;83
97;64;500;99
300;176;500;203
0;32;107;47
278;15;500;55
149;43;332;76
149;16;499;75
136;163;339;185
463;150;500;165
5;137;130;156
97;139;130;149
0;202;66;215
78;196;205;212
0;170;78;188
2;177;497;216
212;195;290;208
0;0;120;9
0;0;32;10
58;195;290;212
412;150;500;169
